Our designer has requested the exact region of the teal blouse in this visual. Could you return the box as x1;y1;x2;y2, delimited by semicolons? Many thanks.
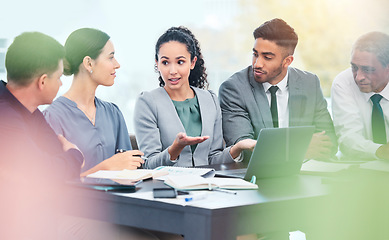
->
172;95;202;153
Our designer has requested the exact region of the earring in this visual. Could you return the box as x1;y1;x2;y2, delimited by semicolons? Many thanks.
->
90;70;93;74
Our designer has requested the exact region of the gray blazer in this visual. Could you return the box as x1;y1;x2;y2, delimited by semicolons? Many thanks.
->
219;66;337;151
134;87;233;169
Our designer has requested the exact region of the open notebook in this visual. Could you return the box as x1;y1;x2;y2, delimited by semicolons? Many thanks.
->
87;166;215;181
164;175;258;190
216;126;315;181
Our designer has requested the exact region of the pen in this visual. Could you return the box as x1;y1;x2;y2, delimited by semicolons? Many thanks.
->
185;193;208;202
115;149;142;158
116;149;126;153
177;190;190;195
211;188;237;195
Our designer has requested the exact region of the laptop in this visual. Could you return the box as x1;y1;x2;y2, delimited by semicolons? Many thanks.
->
216;126;315;181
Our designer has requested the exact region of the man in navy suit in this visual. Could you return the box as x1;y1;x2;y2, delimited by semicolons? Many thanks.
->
219;18;337;161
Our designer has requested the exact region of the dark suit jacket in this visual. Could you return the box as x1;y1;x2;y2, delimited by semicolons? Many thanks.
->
219;66;337;153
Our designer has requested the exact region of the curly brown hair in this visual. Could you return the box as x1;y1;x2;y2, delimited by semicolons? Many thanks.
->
155;26;208;89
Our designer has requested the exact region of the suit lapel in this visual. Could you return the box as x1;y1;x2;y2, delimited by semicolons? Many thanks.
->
248;67;273;128
288;68;307;126
159;87;187;133
192;88;211;157
193;87;209;137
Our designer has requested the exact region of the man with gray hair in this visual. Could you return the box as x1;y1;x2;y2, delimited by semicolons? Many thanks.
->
331;31;389;160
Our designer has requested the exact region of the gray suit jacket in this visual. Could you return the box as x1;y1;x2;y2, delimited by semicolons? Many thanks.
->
134;87;233;169
219;66;337;151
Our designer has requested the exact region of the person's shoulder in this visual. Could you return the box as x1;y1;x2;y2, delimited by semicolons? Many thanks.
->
45;96;74;115
193;87;217;100
192;86;208;94
149;87;166;95
192;87;220;112
139;87;163;96
44;97;74;122
95;97;122;115
288;67;323;90
333;68;353;85
138;87;166;101
44;97;76;126
288;67;317;79
95;98;129;125
95;97;113;107
224;66;251;84
135;88;166;114
0;100;21;120
220;66;251;93
0;100;28;132
331;68;356;96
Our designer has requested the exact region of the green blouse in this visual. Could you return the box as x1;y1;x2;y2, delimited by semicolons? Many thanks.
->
172;95;202;153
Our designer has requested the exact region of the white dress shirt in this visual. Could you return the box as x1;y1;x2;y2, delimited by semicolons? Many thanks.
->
263;72;289;128
331;68;389;160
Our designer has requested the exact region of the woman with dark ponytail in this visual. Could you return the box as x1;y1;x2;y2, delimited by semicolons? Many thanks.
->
44;28;144;177
135;26;256;169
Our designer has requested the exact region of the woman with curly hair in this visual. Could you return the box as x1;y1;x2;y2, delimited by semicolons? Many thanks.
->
135;26;256;169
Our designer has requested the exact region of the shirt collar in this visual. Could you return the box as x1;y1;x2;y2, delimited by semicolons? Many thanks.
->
263;71;289;93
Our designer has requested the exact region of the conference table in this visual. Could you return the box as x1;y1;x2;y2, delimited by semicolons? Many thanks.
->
66;162;332;240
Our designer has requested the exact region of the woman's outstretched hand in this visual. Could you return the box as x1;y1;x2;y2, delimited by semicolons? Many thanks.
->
168;132;210;161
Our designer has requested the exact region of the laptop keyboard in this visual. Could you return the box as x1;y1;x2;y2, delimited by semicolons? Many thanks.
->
214;168;247;178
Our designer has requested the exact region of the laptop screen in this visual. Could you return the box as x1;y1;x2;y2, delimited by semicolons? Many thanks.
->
244;126;314;181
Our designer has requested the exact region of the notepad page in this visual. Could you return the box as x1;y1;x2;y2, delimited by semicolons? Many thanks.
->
153;166;215;180
207;177;258;189
165;175;209;189
87;169;155;180
301;160;352;173
87;170;124;179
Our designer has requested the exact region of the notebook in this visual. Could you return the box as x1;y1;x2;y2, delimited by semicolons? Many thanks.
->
216;126;315;181
164;175;258;190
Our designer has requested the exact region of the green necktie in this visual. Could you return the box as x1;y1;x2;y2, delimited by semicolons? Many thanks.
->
269;86;279;128
371;94;387;144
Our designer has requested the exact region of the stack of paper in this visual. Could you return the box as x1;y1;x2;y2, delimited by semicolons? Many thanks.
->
154;166;215;178
87;169;167;181
86;166;215;181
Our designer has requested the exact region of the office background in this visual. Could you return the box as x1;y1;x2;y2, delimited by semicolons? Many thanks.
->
0;0;388;132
